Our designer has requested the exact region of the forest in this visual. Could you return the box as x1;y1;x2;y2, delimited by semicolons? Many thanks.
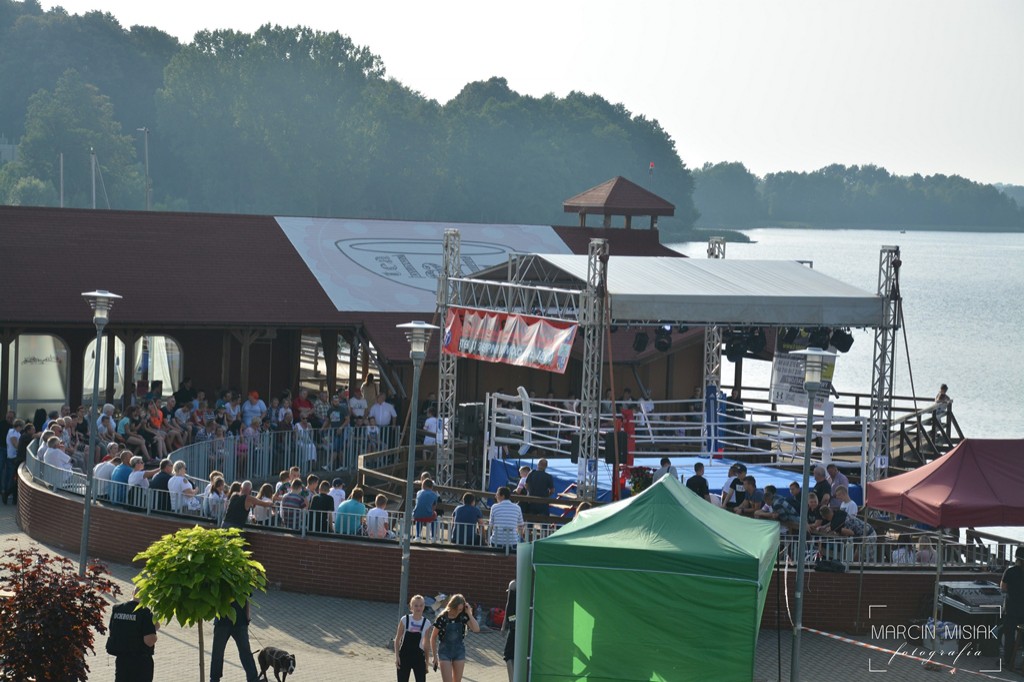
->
0;0;1021;239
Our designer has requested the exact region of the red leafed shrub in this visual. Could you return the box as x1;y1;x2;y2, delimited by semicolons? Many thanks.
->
0;547;120;681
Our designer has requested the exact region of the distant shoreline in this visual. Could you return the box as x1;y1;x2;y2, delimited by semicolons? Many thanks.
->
744;221;1023;233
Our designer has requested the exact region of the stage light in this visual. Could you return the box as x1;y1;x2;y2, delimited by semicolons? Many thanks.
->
654;326;672;352
677;325;689;334
831;328;854;353
784;327;800;344
609;324;619;333
725;333;748;362
808;327;832;350
633;332;649;353
748;328;767;354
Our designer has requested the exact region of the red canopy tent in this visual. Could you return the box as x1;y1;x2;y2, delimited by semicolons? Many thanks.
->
866;439;1024;527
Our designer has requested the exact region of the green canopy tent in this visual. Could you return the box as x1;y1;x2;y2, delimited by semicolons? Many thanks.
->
523;475;779;681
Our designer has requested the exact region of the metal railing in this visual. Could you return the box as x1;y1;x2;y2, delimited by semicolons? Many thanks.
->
170;425;401;482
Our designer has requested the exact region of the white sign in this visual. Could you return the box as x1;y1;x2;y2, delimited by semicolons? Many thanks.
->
276;217;573;312
769;352;836;410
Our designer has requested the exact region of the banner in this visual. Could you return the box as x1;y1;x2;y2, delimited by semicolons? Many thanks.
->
443;307;577;374
769;339;837;410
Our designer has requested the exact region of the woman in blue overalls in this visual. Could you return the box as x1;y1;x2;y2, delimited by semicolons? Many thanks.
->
394;595;432;682
428;594;481;682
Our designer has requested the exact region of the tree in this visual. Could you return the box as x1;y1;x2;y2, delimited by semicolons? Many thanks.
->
692;161;763;227
0;546;120;682
133;526;267;682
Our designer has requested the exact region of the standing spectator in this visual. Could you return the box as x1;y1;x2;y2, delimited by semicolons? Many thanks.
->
934;384;952;412
395;594;432;682
370;393;398;428
685;462;711;502
524;459;555;515
412;479;440;541
514;465;531;495
452;493;484;546
502;580;517;682
292;388;314;423
361;373;379;408
279;479;307;530
250;483;277;526
891;535;916;564
326;395;350;469
308;480;335;533
240;392;267;430
294;415;318;467
366;493;392;539
423;407;439;446
652;457;678;483
811;466;832;508
312;391;331;428
348;388;368;419
833;485;859;517
328;477;347;509
488;487;524;549
106;588;158;682
335;487;366;535
428;594;480;682
172;377;196;408
209;600;260;682
3;419;23;505
826;463;850;508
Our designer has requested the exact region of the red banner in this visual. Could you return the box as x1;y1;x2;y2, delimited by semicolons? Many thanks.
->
443;307;577;374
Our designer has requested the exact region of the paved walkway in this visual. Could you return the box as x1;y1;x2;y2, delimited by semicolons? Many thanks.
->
1;501;1019;681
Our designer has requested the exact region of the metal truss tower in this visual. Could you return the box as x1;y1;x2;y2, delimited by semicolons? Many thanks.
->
866;246;901;483
577;239;608;501
435;229;461;487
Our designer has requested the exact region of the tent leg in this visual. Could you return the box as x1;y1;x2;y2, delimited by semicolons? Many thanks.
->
514;543;534;682
931;533;944;648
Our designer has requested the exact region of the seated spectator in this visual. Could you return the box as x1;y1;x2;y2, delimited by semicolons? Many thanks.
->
891;535;916;564
148;459;173;511
812;466;832;509
685;462;711;502
721;464;746;510
915;538;937;564
251;483;277;526
205;476;227;519
308;480;335;533
452;493;484;546
365;416;380;450
240;392;267;431
42;436;72;471
488;486;524;549
93;453;118;500
167;460;200;513
733;476;764;516
754;485;800;531
805;492;823;531
412;479;440;541
108;455;131;505
279;479;307;530
816;506;877;561
126;455;156;508
335;487;367;535
826;463;850;508
366;493;393;539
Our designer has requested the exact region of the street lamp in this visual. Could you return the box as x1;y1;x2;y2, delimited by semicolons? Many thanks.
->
79;290;121;576
136;127;150;210
396;321;438;620
789;346;835;681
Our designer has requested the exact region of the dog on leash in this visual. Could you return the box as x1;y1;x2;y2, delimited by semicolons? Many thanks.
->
255;647;297;681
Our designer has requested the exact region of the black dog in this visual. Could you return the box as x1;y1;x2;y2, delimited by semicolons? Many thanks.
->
255;647;296;681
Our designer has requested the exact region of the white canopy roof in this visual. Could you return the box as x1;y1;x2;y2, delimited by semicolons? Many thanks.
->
528;255;885;327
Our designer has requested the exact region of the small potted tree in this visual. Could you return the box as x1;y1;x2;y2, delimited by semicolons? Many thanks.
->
0;547;119;681
133;526;267;682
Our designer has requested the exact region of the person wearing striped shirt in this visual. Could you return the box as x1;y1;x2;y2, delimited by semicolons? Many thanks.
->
488;486;524;549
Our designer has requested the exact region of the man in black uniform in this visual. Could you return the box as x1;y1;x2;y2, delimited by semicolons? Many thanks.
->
1001;546;1024;668
106;589;158;682
524;458;555;515
685;462;710;501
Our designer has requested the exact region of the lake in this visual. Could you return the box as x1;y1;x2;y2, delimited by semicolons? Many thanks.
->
672;228;1024;439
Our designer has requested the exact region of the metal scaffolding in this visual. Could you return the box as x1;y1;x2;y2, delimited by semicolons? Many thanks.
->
866;246;902;484
702;237;725;450
435;229;461;487
577;239;608;500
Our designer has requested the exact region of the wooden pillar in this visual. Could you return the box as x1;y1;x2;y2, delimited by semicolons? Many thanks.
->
359;333;369;381
651;215;658;230
625;215;632;230
348;335;358;394
320;329;338;396
104;330;117;404
220;331;231;390
119;329;138;406
0;330;11;415
67;334;89;412
603;213;611;228
232;329;261;396
578;212;586;228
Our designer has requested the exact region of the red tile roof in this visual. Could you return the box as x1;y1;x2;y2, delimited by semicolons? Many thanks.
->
562;176;675;217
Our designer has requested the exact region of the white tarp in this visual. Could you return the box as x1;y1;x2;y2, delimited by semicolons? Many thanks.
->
531;255;885;327
276;217;573;313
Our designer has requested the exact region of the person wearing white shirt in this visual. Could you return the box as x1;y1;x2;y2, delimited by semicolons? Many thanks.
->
42;437;72;470
328;478;347;509
93;455;117;499
369;394;397;427
96;403;116;433
653;457;679;482
423;408;439;445
348;390;368;418
833;485;859;517
167;460;199;512
366;493;392;539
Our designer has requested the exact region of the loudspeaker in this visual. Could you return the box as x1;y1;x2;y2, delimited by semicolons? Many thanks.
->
457;402;483;437
602;431;628;465
570;435;581;464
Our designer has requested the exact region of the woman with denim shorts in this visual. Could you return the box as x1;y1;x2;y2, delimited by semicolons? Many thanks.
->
428;594;480;682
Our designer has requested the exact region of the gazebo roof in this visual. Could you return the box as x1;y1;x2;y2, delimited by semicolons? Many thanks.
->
562;176;675;217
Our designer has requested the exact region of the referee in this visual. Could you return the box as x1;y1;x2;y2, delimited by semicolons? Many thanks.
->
106;588;158;682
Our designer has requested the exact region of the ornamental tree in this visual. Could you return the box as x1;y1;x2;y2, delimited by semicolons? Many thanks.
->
0;547;120;682
133;526;267;682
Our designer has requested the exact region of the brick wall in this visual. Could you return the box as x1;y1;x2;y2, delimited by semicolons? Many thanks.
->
19;472;987;629
17;471;517;607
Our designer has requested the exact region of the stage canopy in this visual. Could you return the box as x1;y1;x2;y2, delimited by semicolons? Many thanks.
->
474;254;885;327
528;476;779;681
866;438;1024;527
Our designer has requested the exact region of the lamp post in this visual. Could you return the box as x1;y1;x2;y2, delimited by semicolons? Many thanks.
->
136;127;150;210
79;290;121;576
789;346;835;681
396;321;438;620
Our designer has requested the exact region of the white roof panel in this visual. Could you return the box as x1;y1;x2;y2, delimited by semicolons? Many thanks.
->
535;255;884;327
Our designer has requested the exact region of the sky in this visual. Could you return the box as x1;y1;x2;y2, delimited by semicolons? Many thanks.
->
40;0;1024;185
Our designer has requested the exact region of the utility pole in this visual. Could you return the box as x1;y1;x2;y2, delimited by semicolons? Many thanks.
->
90;147;96;209
136;127;150;210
